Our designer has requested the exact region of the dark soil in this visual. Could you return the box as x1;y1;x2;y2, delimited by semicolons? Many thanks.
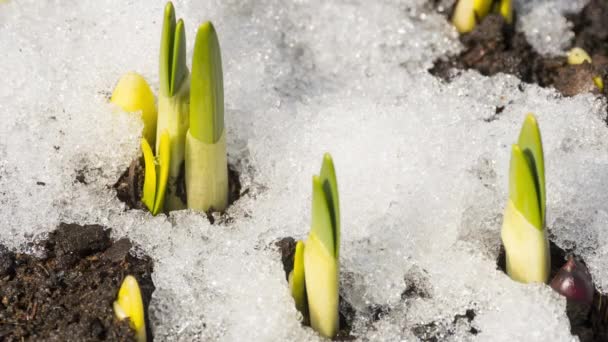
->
567;0;608;57
430;10;608;99
0;223;155;341
497;241;608;342
114;157;243;218
411;308;478;341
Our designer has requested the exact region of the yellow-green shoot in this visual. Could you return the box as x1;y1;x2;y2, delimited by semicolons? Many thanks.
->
290;240;308;319
452;0;493;33
185;22;229;212
501;114;550;283
111;72;157;147
567;47;592;65
113;275;146;342
567;47;604;92
452;0;512;33
494;0;512;24
157;1;189;211
141;131;170;216
303;153;340;338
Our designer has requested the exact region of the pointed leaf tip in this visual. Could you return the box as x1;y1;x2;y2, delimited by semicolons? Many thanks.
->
114;275;146;342
190;21;224;144
319;153;340;257
517;113;545;224
509;144;542;230
159;2;187;97
160;2;176;96
164;1;174;18
170;19;188;96
311;175;335;256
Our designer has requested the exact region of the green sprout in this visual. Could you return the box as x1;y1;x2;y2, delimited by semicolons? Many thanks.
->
290;240;308;319
112;2;231;216
301;153;340;338
567;47;604;92
111;72;157;147
501;114;550;283
141;131;171;216
494;0;513;24
452;0;512;34
157;1;190;211
185;22;229;212
567;47;592;65
113;275;146;342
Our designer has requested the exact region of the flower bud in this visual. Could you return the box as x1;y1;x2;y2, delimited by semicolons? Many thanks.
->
550;256;594;304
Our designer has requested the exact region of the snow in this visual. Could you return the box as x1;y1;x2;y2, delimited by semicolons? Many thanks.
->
0;0;605;341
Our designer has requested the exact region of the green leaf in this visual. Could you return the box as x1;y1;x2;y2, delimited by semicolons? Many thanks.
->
159;2;187;97
190;22;224;144
517;114;545;225
473;0;493;19
319;153;340;258
311;153;340;257
311;175;335;256
159;2;176;97
140;138;157;213
170;19;188;96
509;144;542;230
493;0;513;24
289;240;308;318
152;130;171;215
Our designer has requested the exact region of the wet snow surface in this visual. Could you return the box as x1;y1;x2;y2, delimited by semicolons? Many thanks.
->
0;0;606;340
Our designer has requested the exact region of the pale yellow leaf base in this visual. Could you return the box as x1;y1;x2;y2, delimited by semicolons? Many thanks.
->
304;233;339;338
185;131;228;212
501;200;550;283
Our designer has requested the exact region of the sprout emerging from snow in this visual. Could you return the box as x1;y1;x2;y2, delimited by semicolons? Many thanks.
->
112;2;231;216
452;0;512;33
141;132;171;215
567;47;592;65
114;275;146;342
157;1;190;211
111;72;157;147
501;114;550;283
290;240;308;319
110;72;170;215
185;21;229;212
566;47;604;92
301;153;341;338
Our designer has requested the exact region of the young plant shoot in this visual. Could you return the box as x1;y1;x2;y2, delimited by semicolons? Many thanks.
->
304;153;340;338
141;132;170;215
185;22;229;212
567;47;592;65
566;47;605;92
451;0;493;33
111;72;157;147
494;0;513;24
501;114;550;283
113;275;146;342
157;1;189;211
452;0;512;33
290;240;308;319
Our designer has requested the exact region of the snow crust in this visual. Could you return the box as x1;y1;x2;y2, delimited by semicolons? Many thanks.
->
0;0;604;340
